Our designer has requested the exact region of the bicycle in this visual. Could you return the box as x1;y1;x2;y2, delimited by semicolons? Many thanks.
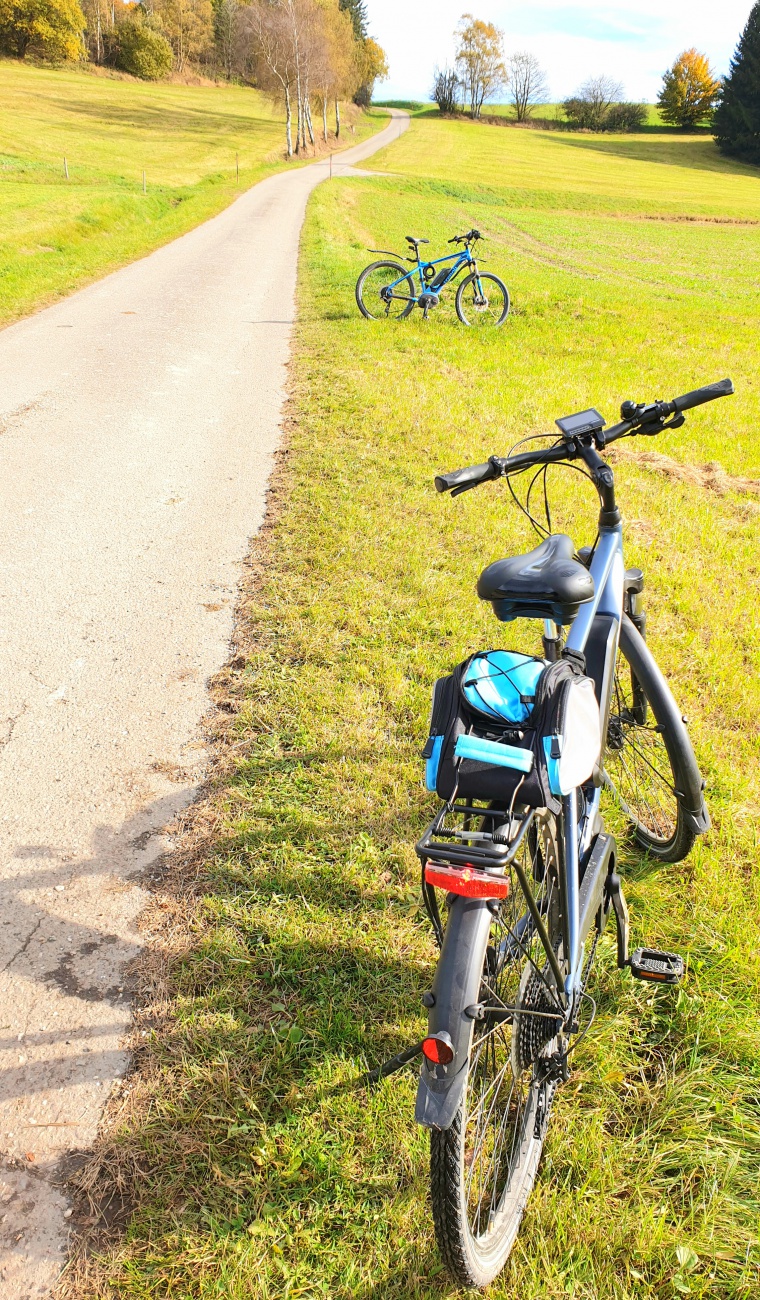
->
355;229;510;327
367;377;734;1289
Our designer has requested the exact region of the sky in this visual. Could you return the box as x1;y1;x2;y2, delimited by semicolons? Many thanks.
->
364;1;755;104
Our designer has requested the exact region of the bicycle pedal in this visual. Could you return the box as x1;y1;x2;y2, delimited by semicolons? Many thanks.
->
629;947;684;985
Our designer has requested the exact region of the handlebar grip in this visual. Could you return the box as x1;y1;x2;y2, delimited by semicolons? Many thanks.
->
435;462;496;493
673;378;734;413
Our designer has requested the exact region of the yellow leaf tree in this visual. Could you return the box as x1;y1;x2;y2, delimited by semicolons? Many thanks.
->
658;48;721;128
0;0;85;59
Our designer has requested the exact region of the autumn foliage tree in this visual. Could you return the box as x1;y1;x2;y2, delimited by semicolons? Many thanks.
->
0;0;84;59
455;13;506;118
657;48;721;128
714;2;760;163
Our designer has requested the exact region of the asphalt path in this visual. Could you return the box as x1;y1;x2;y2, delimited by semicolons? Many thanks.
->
0;108;408;1297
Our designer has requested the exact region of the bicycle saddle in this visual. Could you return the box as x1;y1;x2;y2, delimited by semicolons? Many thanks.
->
477;534;595;625
406;235;429;247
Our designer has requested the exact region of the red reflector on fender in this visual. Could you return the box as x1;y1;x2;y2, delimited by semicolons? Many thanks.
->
422;1034;454;1065
424;862;509;899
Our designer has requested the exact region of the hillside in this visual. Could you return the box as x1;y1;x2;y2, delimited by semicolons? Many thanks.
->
0;59;380;326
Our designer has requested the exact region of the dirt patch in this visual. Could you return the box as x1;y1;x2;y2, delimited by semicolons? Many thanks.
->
611;447;760;501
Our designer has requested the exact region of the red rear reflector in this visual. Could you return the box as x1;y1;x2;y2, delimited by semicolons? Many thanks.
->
422;1034;454;1065
424;862;509;899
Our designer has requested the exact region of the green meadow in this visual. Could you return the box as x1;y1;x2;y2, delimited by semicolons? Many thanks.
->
67;114;760;1299
0;59;379;327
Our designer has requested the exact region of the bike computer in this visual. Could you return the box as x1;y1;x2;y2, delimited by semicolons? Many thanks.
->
555;408;606;439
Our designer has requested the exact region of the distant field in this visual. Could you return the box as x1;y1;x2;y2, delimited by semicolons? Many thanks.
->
0;59;382;326
70;109;760;1300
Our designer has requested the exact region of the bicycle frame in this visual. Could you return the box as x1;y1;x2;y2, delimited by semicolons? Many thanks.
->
388;247;475;302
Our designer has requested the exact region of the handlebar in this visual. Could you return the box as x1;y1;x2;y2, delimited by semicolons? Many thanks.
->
435;379;734;494
448;229;483;245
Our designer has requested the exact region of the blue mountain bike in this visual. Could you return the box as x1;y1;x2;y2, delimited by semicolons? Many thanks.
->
355;229;510;326
367;378;734;1288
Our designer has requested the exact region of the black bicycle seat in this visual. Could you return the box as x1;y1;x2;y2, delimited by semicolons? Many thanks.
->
406;235;429;247
477;534;594;625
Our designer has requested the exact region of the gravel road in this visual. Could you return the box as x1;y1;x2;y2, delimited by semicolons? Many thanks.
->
0;108;407;1298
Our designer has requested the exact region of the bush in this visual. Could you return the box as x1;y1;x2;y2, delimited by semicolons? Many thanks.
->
432;65;459;114
564;92;647;133
605;101;647;132
117;19;172;79
116;15;172;80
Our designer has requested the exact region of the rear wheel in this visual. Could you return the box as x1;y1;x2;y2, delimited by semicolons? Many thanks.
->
430;812;565;1289
355;260;415;319
604;616;698;863
455;272;510;327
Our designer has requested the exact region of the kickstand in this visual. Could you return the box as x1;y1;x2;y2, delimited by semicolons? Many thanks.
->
366;1040;424;1088
606;872;630;968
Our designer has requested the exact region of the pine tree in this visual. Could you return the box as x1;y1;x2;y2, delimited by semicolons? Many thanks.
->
714;2;760;163
338;0;367;42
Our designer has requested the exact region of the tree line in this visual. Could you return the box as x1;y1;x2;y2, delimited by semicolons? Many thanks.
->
432;7;760;160
0;0;388;155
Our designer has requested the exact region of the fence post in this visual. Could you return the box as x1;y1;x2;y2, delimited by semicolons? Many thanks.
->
142;170;146;194
236;152;239;185
63;157;69;180
330;152;332;179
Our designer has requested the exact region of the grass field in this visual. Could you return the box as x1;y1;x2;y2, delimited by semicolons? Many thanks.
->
0;58;381;327
66;117;760;1298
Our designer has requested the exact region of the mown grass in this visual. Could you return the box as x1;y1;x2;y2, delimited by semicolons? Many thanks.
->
0;58;381;327
69;119;760;1298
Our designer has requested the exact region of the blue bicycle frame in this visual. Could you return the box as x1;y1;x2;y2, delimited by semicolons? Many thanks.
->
559;521;624;998
389;247;475;303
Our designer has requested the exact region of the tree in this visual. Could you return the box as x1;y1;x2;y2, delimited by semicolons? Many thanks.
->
212;0;239;78
563;74;623;130
508;50;548;122
153;0;213;73
714;2;760;163
658;48;721;128
313;2;357;141
116;11;172;77
353;34;386;106
454;14;506;119
338;0;365;40
0;0;85;58
432;65;459;114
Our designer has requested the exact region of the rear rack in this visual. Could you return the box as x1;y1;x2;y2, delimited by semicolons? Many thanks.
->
415;801;534;872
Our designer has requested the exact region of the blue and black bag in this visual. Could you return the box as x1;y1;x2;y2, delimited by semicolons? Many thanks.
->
422;649;600;813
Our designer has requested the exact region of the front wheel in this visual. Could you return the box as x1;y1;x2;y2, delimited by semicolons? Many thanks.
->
455;272;510;327
355;260;415;320
604;616;702;863
430;813;564;1288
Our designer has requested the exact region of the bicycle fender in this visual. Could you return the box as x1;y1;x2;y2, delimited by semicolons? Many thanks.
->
619;616;710;832
415;897;492;1130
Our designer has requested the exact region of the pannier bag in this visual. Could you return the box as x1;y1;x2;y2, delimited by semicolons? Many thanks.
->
422;649;602;813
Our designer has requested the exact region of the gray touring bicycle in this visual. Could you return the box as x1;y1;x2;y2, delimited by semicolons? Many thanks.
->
369;378;733;1289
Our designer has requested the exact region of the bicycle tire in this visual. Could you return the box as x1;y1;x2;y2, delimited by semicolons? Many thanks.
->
604;615;699;863
455;272;510;327
355;261;415;320
430;813;564;1289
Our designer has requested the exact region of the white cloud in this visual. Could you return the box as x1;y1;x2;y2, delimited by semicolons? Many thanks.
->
365;1;754;103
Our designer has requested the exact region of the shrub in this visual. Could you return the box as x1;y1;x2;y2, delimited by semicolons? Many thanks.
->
116;14;172;79
605;101;647;132
432;65;459;114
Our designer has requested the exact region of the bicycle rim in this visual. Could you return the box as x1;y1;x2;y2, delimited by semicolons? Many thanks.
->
431;813;563;1288
456;273;510;328
357;262;414;319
